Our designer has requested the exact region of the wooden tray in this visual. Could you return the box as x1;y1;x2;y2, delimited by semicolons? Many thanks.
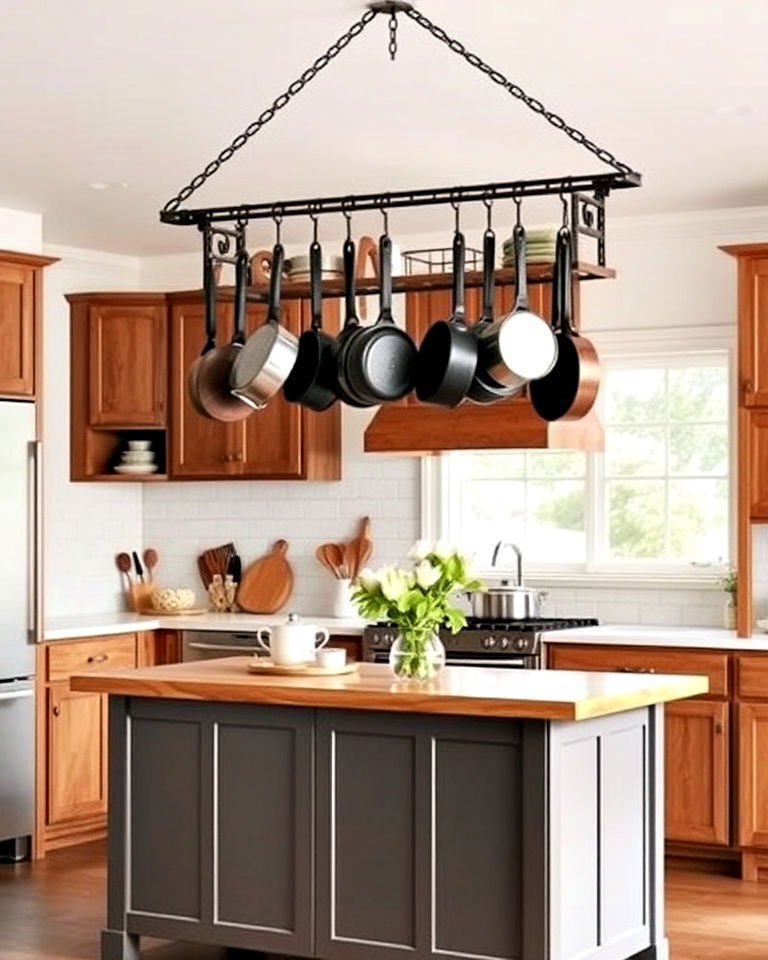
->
247;660;358;677
140;608;207;616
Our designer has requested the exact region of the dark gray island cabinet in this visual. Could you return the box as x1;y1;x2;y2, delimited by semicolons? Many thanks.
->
70;660;708;960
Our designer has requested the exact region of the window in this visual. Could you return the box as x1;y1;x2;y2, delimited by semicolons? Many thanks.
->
436;352;731;577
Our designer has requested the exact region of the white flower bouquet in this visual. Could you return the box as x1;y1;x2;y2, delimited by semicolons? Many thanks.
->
353;541;484;679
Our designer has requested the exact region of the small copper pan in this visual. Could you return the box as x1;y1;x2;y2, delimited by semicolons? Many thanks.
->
195;250;254;422
529;226;601;421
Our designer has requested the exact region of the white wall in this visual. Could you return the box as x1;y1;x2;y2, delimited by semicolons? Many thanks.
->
0;206;42;254
42;245;143;616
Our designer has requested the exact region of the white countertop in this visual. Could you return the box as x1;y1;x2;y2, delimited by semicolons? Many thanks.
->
43;611;366;642
43;615;768;651
543;624;768;651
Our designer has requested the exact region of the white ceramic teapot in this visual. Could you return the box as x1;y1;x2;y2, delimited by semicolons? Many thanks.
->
257;613;329;666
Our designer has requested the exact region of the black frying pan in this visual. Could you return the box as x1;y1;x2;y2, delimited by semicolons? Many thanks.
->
467;228;522;405
342;232;416;404
334;238;372;408
415;228;478;407
282;239;338;411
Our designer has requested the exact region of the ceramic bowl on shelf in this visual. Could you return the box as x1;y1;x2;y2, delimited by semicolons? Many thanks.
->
114;463;159;475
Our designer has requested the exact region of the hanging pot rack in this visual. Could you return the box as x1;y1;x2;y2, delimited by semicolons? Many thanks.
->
159;0;640;299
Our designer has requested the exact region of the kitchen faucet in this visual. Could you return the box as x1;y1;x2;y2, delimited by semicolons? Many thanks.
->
491;540;523;586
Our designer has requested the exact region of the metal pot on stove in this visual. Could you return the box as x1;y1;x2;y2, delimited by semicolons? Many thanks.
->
466;540;545;620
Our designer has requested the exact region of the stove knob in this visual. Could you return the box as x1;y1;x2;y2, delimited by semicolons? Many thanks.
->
514;637;526;652
483;636;497;649
500;637;509;649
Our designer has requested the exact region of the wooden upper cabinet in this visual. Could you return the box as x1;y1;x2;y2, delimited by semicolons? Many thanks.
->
746;410;768;520
736;255;768;406
169;299;240;478
87;301;166;425
0;250;56;398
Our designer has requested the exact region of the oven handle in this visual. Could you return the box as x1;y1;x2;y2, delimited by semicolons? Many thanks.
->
187;641;261;653
445;659;529;667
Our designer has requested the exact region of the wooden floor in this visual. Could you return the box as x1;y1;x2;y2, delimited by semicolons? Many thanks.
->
2;842;768;959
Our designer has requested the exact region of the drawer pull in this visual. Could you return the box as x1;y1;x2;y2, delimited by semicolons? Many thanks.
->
617;666;656;674
87;653;109;664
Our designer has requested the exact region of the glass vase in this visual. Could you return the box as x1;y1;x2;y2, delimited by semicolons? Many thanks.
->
389;631;446;681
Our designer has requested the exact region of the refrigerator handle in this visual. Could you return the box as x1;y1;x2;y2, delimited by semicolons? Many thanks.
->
28;441;42;643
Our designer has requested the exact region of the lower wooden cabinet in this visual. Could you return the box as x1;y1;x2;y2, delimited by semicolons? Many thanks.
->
737;702;768;847
36;630;182;856
46;685;108;824
664;699;729;845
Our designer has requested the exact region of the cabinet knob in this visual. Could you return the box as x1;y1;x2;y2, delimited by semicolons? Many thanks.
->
744;380;755;400
234;452;243;463
223;453;232;463
715;721;724;735
52;705;61;717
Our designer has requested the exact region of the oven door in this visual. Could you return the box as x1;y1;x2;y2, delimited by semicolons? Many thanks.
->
181;632;265;662
369;651;539;669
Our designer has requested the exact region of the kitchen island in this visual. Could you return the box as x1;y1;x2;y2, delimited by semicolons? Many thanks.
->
71;660;707;960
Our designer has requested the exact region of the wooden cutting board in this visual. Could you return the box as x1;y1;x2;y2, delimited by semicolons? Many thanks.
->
237;540;294;613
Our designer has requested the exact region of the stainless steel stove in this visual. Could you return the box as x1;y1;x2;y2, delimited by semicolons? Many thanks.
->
361;617;598;669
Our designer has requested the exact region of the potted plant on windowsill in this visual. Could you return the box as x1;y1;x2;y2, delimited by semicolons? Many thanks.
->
353;542;484;681
718;566;737;630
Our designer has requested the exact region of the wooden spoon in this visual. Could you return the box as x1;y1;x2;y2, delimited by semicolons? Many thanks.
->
116;552;133;586
315;544;337;577
348;517;373;581
143;547;159;582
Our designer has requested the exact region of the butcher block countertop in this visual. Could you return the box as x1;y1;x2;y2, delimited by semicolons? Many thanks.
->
70;658;708;721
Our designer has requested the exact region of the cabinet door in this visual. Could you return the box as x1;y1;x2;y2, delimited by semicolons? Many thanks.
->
238;300;304;478
665;699;729;845
47;685;107;824
127;700;313;954
169;301;239;477
739;256;768;406
0;261;34;396
738;702;768;846
88;303;166;425
747;410;768;519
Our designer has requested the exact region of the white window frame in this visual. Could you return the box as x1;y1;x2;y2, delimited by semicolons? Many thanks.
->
422;325;736;588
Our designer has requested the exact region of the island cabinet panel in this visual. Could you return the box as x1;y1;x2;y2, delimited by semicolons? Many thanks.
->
315;710;539;960
122;700;314;955
548;709;653;960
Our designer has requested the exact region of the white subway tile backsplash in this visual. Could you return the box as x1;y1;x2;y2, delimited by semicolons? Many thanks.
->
638;604;684;627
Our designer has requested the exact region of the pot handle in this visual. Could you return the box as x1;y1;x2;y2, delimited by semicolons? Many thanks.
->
256;628;272;652
315;628;329;650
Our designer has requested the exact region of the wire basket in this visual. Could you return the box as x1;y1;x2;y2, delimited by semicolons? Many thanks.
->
402;247;483;275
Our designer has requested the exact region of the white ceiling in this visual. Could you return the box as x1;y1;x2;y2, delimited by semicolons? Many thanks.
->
2;0;766;254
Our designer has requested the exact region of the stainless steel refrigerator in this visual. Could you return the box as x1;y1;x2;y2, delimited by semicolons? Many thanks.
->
0;401;39;861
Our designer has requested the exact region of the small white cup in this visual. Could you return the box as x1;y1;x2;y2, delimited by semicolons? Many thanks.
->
122;450;154;464
127;440;152;452
316;647;347;670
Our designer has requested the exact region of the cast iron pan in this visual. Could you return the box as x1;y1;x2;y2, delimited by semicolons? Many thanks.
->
334;238;372;408
195;249;254;422
282;239;338;411
188;255;218;416
342;232;417;404
467;228;521;405
529;225;601;421
415;228;478;407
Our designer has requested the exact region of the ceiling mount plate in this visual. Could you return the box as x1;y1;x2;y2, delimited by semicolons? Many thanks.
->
367;1;414;13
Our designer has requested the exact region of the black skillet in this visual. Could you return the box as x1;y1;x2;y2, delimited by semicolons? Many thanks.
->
334;237;372;408
415;228;478;407
282;239;337;411
467;228;522;404
341;232;417;404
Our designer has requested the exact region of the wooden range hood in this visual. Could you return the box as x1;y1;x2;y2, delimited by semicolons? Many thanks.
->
364;264;606;455
364;396;603;454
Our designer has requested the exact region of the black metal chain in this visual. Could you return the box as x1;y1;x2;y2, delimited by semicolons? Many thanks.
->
403;6;635;176
162;8;377;213
388;12;399;60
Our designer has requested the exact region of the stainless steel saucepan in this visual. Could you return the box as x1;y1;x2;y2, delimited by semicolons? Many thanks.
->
466;540;545;620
